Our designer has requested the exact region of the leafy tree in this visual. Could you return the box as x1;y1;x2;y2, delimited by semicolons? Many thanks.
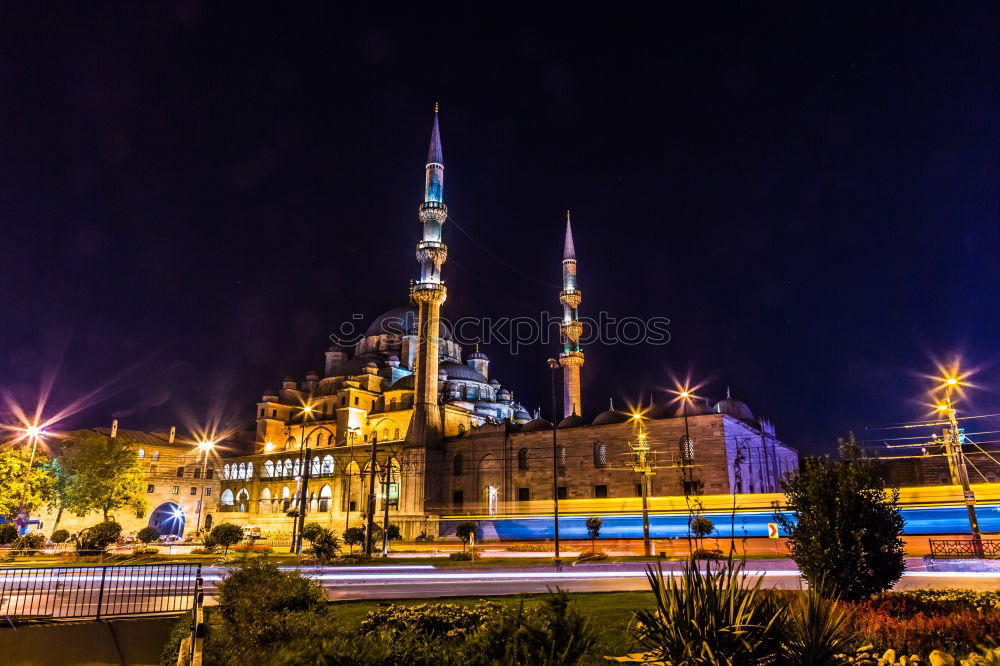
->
690;516;714;550
137;526;160;544
775;434;905;601
77;521;123;553
0;523;17;545
0;446;55;521
55;432;147;522
209;523;244;554
50;528;69;544
585;516;603;553
343;527;366;553
301;522;323;543
456;521;477;551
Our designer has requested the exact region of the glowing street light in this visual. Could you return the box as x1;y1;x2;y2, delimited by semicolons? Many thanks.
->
193;439;216;535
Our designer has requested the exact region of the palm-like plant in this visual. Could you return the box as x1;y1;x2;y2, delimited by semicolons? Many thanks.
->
779;578;857;666
634;558;782;665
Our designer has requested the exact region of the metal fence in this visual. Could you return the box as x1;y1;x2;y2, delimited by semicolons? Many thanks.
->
929;539;1000;558
0;564;200;620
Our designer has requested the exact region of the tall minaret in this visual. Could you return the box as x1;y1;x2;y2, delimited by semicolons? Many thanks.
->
406;104;448;446
559;211;584;417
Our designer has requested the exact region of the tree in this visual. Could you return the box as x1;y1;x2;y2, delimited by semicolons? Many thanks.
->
309;528;341;563
50;529;70;544
690;516;714;549
301;522;323;543
343;527;366;553
55;432;147;522
585;516;603;553
775;434;905;601
77;521;123;553
0;523;18;545
209;523;244;554
456;521;477;551
137;526;160;544
0;446;55;521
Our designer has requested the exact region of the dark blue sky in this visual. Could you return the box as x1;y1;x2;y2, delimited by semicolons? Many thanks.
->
2;5;999;454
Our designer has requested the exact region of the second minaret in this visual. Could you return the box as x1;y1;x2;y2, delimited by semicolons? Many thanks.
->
559;211;584;418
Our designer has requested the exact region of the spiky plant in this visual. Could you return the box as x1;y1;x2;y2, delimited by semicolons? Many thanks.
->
779;577;858;665
634;558;783;665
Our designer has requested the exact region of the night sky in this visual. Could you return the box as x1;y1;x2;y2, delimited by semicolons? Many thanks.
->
2;5;999;455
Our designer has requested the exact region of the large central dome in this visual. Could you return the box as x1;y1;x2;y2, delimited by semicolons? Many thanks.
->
365;306;453;340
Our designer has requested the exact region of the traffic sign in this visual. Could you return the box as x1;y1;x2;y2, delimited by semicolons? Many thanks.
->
965;490;976;505
767;523;779;539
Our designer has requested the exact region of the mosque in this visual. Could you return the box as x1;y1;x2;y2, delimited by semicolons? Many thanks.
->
207;108;799;540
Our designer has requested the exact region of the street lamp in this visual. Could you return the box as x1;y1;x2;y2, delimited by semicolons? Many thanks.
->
547;357;562;568
291;403;314;555
936;375;982;553
193;440;214;535
629;413;654;556
15;425;46;533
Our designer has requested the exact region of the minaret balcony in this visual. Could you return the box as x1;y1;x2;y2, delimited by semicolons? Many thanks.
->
559;289;582;309
559;350;585;366
560;320;583;343
419;201;448;223
412;281;448;304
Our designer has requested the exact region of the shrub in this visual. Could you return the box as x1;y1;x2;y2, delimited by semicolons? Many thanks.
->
449;551;475;561
692;547;724;559
343;526;366;553
0;523;18;545
132;546;160;555
50;529;70;544
11;532;46;553
506;544;550;552
309;528;340;563
333;553;369;565
208;523;243;554
634;558;783;664
779;578;858;666
191;547;215;555
575;551;608;563
300;522;322;543
77;521;122;553
361;601;501;637
456;521;477;549
230;544;272;553
137;526;160;544
213;559;326;662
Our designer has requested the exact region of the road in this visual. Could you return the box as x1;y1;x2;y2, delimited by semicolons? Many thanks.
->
5;562;1000;620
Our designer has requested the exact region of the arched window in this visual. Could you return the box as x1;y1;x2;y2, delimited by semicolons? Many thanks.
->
518;447;529;471
594;442;608;468
679;435;695;463
259;487;272;513
220;489;234;506
557;445;567;469
246;462;254;479
238;463;247;480
382;428;389;441
281;486;291;511
151;450;160;461
311;457;321;476
293;459;301;477
237;488;250;512
224;464;231;480
319;484;332;512
390;399;398;410
138;448;145;460
264;460;274;478
322;455;334;475
453;453;464;476
394;428;400;440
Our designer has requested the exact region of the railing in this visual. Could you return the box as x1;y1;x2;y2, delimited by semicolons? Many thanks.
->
0;564;200;620
928;539;1000;558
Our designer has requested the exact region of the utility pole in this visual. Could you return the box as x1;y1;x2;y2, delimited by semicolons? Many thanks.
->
365;434;378;557
628;415;654;557
939;381;982;555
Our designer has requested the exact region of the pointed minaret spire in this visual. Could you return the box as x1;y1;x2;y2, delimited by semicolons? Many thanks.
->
563;210;576;260
726;386;732;399
558;210;584;418
427;103;443;167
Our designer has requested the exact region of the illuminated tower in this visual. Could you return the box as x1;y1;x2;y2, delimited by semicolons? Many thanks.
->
559;211;584;417
406;104;448;445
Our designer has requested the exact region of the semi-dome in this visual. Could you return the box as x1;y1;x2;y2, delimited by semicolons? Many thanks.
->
558;413;587;429
592;408;630;425
521;417;552;432
389;374;416;390
365;306;452;340
513;407;532;421
438;361;488;384
714;389;753;421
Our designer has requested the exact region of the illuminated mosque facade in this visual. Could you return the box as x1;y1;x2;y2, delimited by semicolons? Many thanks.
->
210;109;799;539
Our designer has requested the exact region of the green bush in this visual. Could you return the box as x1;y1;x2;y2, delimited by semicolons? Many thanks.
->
0;523;18;545
506;543;550;552
77;521;122;553
449;551;474;561
309;528;340;563
300;522;322;543
50;528;70;543
343;526;366;552
208;523;243;553
691;547;724;559
361;601;501;637
11;532;46;553
137;526;160;544
575;551;607;563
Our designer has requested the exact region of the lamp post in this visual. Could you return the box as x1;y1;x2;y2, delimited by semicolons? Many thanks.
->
365;430;378;557
193;440;214;535
629;414;653;557
937;378;982;554
547;357;562;568
15;426;45;534
290;404;313;555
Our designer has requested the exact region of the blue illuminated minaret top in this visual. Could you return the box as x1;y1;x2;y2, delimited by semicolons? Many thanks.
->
424;102;444;204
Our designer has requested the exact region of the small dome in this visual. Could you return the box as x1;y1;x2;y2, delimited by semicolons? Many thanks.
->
558;413;587;429
439;361;488;384
390;374;415;390
521;417;552;432
387;354;399;362
714;389;753;421
592;408;630;425
365;306;452;340
365;361;378;368
467;349;488;360
489;379;500;387
513;407;532;422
